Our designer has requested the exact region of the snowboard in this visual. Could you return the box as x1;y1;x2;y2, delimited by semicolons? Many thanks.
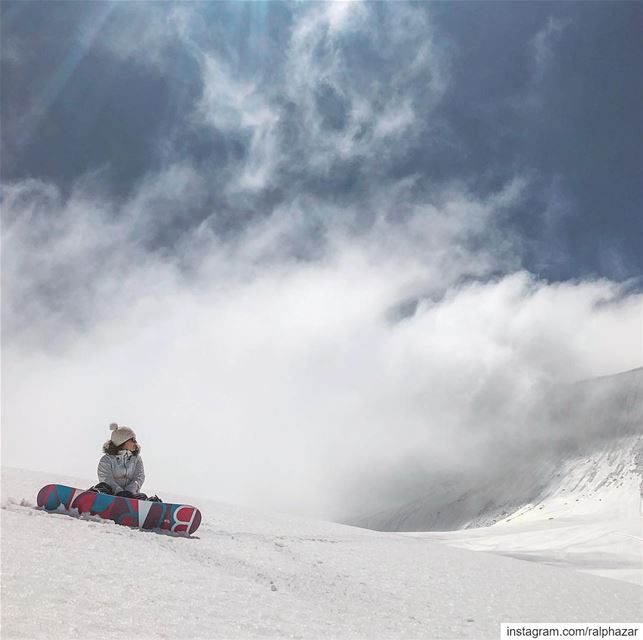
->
37;484;202;535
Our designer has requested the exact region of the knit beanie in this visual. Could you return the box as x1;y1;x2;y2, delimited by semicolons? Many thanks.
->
109;422;137;447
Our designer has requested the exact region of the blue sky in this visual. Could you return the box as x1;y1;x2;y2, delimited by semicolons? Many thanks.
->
2;2;641;515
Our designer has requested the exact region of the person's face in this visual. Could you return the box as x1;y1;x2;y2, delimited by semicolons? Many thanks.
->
122;438;138;452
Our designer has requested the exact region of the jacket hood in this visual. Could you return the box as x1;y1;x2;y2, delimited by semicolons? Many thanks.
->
102;440;141;456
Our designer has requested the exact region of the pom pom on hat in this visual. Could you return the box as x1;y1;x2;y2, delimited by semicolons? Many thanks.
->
109;422;137;447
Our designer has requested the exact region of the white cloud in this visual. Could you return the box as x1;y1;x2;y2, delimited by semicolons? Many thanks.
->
174;2;448;194
531;16;569;82
2;173;640;518
92;4;186;70
2;3;639;521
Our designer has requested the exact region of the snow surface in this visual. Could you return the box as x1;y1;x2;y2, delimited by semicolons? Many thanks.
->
2;467;641;639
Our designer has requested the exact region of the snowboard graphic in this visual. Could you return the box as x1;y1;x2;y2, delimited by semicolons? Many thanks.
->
37;484;202;535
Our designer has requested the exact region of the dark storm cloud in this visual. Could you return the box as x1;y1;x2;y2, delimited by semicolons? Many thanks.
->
2;1;640;280
1;2;201;196
428;2;643;280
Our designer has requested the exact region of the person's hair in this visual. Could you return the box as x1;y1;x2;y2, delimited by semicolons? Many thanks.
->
102;440;140;456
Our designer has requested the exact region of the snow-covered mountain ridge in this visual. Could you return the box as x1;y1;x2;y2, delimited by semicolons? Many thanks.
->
406;434;642;585
2;466;640;640
348;368;643;586
350;368;643;534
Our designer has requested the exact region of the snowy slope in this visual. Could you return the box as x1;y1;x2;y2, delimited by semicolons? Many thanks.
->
350;369;643;587
406;435;643;585
351;368;643;533
2;467;641;640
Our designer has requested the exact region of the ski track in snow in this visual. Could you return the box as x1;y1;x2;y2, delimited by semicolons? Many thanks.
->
2;468;641;640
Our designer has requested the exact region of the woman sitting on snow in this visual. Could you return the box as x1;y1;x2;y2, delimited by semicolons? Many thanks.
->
90;423;161;502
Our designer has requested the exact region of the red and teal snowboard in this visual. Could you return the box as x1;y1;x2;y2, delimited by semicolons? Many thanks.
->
37;484;201;535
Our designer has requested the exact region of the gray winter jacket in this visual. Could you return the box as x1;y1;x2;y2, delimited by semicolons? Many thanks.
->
97;451;145;494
